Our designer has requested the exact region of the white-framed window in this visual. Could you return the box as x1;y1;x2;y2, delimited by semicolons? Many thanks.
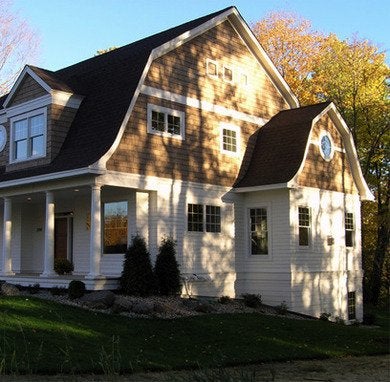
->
103;201;128;254
187;203;221;233
147;104;185;139
239;71;248;87
220;123;240;155
10;108;47;162
298;207;311;246
345;212;354;247
206;59;218;79
223;65;234;83
249;207;269;255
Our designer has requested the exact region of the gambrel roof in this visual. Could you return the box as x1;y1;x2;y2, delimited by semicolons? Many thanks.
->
0;6;298;185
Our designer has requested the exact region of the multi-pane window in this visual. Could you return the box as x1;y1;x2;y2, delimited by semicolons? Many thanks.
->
206;59;218;78
348;291;356;320
206;205;221;233
250;208;268;255
103;201;128;254
221;124;239;154
11;110;45;161
188;204;221;233
298;207;311;246
345;212;354;247
147;104;184;139
188;204;203;232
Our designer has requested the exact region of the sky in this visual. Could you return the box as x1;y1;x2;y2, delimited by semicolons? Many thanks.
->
11;0;389;71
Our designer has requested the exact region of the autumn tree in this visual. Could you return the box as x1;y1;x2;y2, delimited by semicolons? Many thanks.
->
0;0;39;95
253;12;390;305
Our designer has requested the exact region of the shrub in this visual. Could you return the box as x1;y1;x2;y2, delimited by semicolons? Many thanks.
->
275;301;288;315
54;258;74;275
120;234;155;296
50;286;68;296
27;283;40;294
218;295;232;304
319;312;331;321
154;237;181;296
363;313;376;325
68;280;86;300
241;293;262;308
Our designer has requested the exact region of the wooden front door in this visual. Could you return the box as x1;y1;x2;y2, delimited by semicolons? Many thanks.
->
55;217;72;260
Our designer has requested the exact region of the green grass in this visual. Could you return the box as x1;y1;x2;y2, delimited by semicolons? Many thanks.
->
0;296;388;374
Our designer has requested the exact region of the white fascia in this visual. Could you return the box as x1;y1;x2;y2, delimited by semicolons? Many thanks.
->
233;182;291;193
290;102;374;201
0;167;105;190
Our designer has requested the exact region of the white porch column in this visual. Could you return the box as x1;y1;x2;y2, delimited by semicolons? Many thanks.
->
87;185;101;278
41;191;55;277
1;197;14;275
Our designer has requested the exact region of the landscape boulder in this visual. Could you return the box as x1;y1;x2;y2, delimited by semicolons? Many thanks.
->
131;300;155;314
111;295;134;313
1;282;20;296
79;290;116;309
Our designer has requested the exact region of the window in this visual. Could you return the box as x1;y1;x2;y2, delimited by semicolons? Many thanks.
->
239;71;248;86
188;203;221;233
345;212;354;247
298;207;311;246
220;123;240;155
348;291;356;320
250;208;268;255
10;108;46;162
223;66;233;83
147;104;185;139
103;201;128;254
206;59;218;78
206;205;221;233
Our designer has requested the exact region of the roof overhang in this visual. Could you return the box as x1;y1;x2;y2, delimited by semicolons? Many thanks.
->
234;182;291;193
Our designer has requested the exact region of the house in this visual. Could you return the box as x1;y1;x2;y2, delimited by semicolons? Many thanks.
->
0;7;373;321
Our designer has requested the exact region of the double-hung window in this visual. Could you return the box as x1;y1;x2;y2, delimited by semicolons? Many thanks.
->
10;108;46;162
250;208;268;255
298;207;311;246
188;203;221;233
345;212;354;247
147;104;185;139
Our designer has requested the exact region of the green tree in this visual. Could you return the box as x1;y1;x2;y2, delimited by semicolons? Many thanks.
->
95;46;118;56
253;12;390;305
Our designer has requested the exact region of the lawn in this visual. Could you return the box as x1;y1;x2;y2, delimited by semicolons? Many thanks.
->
0;296;388;375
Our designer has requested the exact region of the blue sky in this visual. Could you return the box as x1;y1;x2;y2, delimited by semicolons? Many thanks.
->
12;0;389;71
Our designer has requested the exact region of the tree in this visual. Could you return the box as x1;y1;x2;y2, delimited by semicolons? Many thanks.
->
119;234;155;296
253;12;390;305
0;0;39;95
154;237;181;295
95;47;118;56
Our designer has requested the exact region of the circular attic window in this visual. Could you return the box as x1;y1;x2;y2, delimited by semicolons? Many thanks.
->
319;132;334;161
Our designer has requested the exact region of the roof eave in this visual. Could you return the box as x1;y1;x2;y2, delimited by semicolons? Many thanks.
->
233;182;291;193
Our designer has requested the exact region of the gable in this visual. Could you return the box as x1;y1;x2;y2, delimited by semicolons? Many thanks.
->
7;74;48;107
296;113;357;194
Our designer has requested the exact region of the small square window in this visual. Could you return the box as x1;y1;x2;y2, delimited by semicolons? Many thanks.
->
206;59;218;78
239;72;248;86
206;205;221;233
223;66;233;82
188;204;203;232
220;124;240;155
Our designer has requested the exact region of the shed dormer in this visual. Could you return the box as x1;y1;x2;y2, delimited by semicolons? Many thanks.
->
0;66;83;171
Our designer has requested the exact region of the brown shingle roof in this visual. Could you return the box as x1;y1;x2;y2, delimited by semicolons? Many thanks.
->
234;102;331;188
0;7;233;182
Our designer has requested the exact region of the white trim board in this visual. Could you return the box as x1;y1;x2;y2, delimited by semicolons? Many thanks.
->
141;85;268;126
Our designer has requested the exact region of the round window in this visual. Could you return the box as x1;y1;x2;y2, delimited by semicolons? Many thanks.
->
319;133;333;161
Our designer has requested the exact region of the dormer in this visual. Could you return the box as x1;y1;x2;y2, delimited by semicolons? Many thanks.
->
0;65;83;171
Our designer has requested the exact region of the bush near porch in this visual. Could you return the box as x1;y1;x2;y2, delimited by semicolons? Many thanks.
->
0;296;388;375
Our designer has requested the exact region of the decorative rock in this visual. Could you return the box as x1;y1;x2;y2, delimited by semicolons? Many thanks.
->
1;282;20;296
131;300;155;315
153;301;174;314
112;295;134;313
79;290;116;309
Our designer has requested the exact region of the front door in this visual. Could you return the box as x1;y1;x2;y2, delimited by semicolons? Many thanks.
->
55;216;73;260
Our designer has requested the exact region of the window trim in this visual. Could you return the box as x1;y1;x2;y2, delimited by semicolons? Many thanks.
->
147;104;185;140
298;206;311;248
222;65;234;83
102;200;128;255
247;204;271;257
345;212;355;248
206;58;218;79
187;203;221;234
9;107;47;163
220;123;240;156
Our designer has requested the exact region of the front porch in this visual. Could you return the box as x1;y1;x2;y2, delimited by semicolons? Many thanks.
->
0;177;158;290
